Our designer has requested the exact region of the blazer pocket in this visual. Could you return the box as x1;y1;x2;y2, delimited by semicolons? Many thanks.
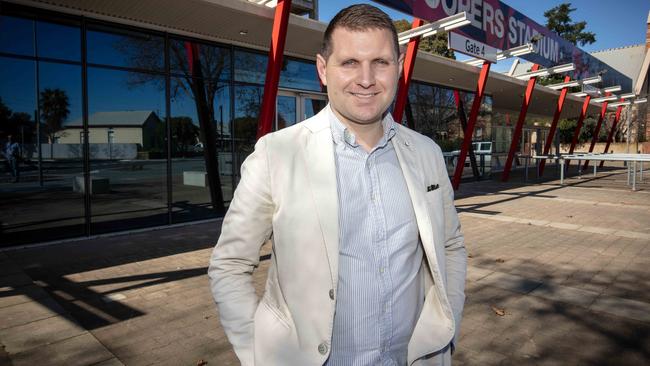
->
425;188;442;203
260;296;291;329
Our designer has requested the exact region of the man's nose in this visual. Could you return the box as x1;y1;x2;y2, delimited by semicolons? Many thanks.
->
357;63;376;88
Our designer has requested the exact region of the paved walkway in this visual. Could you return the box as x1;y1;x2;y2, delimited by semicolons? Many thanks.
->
1;166;649;365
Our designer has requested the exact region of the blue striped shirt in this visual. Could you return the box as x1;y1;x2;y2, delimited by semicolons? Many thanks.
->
326;108;424;366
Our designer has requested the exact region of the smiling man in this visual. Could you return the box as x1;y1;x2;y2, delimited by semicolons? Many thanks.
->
209;4;467;366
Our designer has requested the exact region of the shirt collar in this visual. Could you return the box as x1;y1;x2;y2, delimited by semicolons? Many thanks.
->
328;106;397;149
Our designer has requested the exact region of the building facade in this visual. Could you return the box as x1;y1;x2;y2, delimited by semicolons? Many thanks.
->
0;0;643;246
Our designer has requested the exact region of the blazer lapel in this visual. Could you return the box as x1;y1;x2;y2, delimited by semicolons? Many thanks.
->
302;110;339;284
392;131;438;265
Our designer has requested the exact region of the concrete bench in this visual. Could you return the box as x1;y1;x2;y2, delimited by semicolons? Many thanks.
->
183;171;208;187
73;176;110;194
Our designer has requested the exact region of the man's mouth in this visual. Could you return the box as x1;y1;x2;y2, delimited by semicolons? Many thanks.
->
350;92;380;98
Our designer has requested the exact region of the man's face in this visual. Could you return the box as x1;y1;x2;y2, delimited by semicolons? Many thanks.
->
316;27;403;127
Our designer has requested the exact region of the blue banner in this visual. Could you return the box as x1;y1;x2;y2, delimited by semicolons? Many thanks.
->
374;0;631;91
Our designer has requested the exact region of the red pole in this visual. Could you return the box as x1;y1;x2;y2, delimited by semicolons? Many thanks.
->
565;95;592;167
501;64;540;182
452;61;491;190
583;93;610;169
256;0;292;140
393;18;424;126
453;90;480;179
599;104;623;168
538;75;570;177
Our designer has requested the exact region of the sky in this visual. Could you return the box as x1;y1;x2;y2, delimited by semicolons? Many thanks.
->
318;0;650;71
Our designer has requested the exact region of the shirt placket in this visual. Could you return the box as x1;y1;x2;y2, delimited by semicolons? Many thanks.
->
367;150;393;362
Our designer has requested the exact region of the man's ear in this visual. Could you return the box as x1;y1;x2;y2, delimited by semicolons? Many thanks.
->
316;53;328;86
398;51;405;77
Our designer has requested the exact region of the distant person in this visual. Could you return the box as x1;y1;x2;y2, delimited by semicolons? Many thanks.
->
209;4;466;366
4;135;20;183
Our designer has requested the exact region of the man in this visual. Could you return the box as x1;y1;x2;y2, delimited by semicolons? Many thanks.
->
209;4;466;365
4;135;20;183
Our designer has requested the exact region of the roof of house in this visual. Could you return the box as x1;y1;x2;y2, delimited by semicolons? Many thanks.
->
65;110;159;127
590;44;647;83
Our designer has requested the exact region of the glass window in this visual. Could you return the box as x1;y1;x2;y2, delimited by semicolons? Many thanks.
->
0;15;34;56
87;25;164;71
276;95;296;130
40;62;82;126
280;59;320;92
170;77;232;223
234;50;267;84
233;85;263;180
434;87;456;110
87;67;167;233
0;57;85;246
0;57;36;115
170;39;230;80
36;20;81;62
303;97;327;120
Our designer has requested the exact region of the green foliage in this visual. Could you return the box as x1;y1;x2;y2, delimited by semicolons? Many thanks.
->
580;117;597;142
436;137;463;152
39;88;70;143
394;19;455;59
557;118;577;144
558;116;609;145
170;116;200;156
544;3;596;46
0;97;11;124
0;98;36;143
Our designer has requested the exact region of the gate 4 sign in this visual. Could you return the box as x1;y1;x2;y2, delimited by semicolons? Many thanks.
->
448;31;496;62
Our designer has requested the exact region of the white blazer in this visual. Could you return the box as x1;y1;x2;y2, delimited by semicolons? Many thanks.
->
208;106;467;366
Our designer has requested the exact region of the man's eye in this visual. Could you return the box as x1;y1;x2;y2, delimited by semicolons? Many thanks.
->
342;60;357;66
374;59;390;65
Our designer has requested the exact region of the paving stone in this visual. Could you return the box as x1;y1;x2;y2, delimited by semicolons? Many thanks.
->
2;170;650;366
614;230;650;240
466;266;493;282
546;222;582;230
529;283;600;308
0;273;34;288
0;315;85;354
590;295;650;323
10;333;114;366
577;226;617;235
0;297;67;330
92;358;125;366
0;284;49;309
477;271;543;295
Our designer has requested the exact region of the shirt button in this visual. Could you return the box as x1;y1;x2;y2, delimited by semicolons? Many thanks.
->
379;267;385;273
318;342;328;355
329;289;334;300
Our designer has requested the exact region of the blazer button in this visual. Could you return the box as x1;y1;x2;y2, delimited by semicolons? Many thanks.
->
318;342;328;355
329;289;334;300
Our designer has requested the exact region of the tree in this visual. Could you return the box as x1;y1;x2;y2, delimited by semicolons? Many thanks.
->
39;88;70;159
557;118;577;144
116;37;228;213
170;116;200;157
0;97;14;138
544;3;596;47
538;3;596;86
0;97;11;125
393;19;455;59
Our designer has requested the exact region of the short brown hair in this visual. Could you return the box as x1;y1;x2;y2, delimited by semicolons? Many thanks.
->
320;4;400;60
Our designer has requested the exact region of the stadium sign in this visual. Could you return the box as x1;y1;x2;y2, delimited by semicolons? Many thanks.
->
374;0;632;90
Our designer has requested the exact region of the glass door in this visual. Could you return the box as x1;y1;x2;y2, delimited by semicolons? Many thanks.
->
302;95;328;120
276;94;297;130
276;91;327;130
